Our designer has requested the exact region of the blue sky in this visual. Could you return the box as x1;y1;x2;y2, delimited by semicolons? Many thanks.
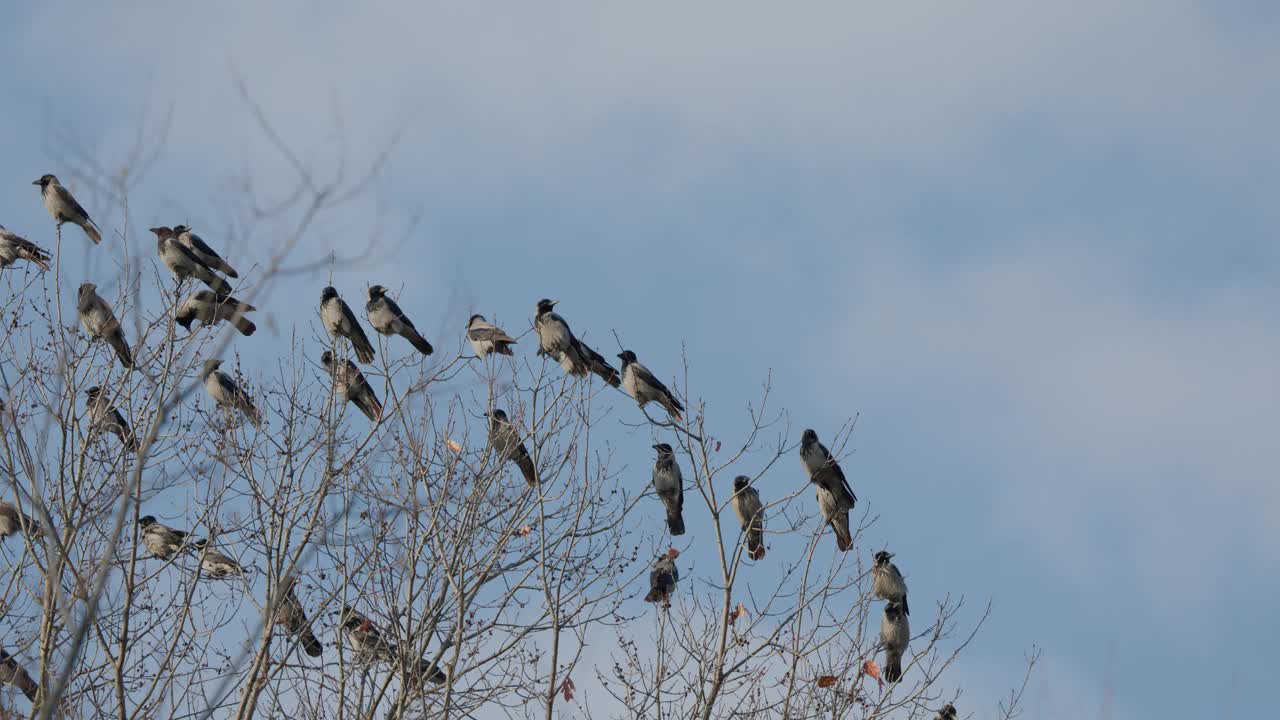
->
1;2;1276;717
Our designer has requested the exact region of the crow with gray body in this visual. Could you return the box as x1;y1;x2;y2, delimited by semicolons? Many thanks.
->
0;647;40;707
467;314;517;358
138;515;190;560
77;283;133;370
366;285;433;355
85;386;137;451
321;286;375;364
275;576;323;657
0;501;40;540
193;538;243;578
201;359;262;428
321;351;382;423
880;600;909;683
0;226;51;271
487;409;537;486
335;606;446;685
935;704;957;720
651;443;685;536
644;556;679;608
872;550;909;616
151;226;232;294
34;174;100;244
618;350;684;421
533;299;589;376
176;290;256;336
800;429;856;551
173;224;238;278
731;475;766;560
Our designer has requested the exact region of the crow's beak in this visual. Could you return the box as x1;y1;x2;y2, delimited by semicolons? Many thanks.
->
31;179;41;185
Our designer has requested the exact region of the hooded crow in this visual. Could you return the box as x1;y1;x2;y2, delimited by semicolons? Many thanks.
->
880;600;909;683
617;350;684;421
533;299;588;375
201;359;262;428
173;224;238;278
193;538;244;578
466;314;517;358
33;174;100;244
151;227;232;294
85;386;137;451
486;409;537;486
731;476;766;561
321;351;382;423
77;283;133;370
0;501;40;540
800;429;857;552
0;648;40;706
366;285;433;356
175;290;256;336
644;554;679;609
320;286;375;364
935;704;957;720
137;515;190;560
334;606;447;684
0;226;51;271
275;575;323;657
872;550;909;616
651;444;684;536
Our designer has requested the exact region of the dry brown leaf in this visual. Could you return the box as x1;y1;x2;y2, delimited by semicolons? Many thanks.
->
729;602;747;624
816;675;838;688
560;677;576;702
863;659;884;687
445;438;463;453
517;524;533;538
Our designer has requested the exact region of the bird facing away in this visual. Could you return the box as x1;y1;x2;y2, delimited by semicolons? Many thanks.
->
274;576;323;657
77;283;133;370
651;443;685;536
137;515;190;560
644;555;680;608
466;314;517;358
533;299;589;375
0;648;40;707
85;386;138;452
175;290;256;336
201;359;262;428
0;226;51;271
33;174;100;244
150;226;232;294
487;409;538;486
880;600;910;683
935;704;957;720
731;475;766;561
366;285;433;355
800;429;857;552
193;539;244;578
872;550;910;616
320;286;376;364
173;225;238;278
0;501;40;540
618;350;684;421
321;351;383;423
